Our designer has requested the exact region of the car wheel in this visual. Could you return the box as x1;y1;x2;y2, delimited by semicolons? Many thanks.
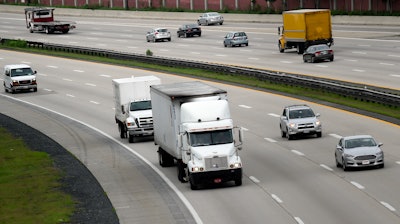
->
330;56;334;61
197;20;201;25
184;33;187;38
245;43;248;46
220;22;223;25
198;33;201;37
128;135;135;143
205;21;209;26
335;154;341;167
303;56;307;63
224;43;227;47
235;178;242;186
281;129;285;138
316;132;322;138
342;158;348;171
168;38;171;41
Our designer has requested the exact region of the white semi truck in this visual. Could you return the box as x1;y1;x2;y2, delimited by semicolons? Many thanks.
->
150;81;244;190
112;76;161;143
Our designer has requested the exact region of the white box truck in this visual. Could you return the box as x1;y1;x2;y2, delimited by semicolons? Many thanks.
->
150;81;244;190
112;76;161;143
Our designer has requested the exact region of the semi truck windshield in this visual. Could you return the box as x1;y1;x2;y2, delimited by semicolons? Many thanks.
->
130;101;152;111
189;129;233;147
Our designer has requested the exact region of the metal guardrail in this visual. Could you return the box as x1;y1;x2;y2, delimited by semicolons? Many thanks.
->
2;38;400;107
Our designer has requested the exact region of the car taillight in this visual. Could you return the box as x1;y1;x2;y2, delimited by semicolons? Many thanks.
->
328;50;333;53
315;51;321;56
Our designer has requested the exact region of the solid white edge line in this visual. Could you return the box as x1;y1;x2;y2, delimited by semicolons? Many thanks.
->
249;176;260;183
264;137;277;143
291;150;305;156
1;95;203;224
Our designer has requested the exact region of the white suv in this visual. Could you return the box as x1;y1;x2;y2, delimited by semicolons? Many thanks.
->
3;64;37;93
279;104;322;140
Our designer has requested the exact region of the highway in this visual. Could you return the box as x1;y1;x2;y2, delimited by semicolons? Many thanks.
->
1;9;400;224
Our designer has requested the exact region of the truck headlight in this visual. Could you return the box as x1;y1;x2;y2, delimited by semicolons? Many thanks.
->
192;167;204;172
230;163;242;168
288;123;296;128
315;120;321;126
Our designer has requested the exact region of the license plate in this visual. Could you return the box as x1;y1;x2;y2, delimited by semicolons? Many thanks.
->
303;130;310;134
362;160;370;165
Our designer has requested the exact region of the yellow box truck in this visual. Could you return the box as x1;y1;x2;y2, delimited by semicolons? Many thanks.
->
278;9;333;54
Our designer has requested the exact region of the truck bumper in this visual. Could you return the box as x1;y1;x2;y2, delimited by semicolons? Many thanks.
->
190;168;242;186
128;128;154;136
10;84;37;92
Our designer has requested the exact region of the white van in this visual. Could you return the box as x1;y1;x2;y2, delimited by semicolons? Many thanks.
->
3;64;37;93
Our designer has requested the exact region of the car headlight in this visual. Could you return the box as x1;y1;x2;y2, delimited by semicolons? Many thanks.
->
376;151;383;157
344;153;354;158
288;123;296;128
315;120;321;126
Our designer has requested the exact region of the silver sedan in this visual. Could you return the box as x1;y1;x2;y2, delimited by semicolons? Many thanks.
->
197;12;224;26
335;135;384;171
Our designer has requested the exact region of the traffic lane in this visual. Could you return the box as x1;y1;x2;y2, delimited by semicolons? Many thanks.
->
0;96;195;224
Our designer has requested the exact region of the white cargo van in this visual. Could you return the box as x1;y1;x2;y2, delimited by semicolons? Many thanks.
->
3;64;37;93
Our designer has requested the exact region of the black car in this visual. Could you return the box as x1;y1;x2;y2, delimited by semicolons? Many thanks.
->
177;24;201;38
303;44;334;63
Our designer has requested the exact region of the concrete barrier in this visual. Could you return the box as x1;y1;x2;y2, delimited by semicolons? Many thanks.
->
1;4;400;25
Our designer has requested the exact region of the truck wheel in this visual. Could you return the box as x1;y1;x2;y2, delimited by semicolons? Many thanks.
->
118;122;127;139
189;176;198;190
235;178;242;186
177;160;187;183
62;29;69;34
128;135;135;143
158;148;174;167
278;42;284;53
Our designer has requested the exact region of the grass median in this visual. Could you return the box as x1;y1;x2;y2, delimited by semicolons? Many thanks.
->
1;40;399;123
0;127;75;224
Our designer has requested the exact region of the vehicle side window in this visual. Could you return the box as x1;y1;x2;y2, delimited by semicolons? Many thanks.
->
338;139;343;147
282;109;287;117
5;69;10;76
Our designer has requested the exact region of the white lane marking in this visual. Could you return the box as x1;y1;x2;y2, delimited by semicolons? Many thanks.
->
69;41;78;44
191;52;201;54
316;64;328;68
127;46;138;49
99;74;111;78
388;54;400;58
352;69;365;72
63;78;73;81
345;59;358;62
85;83;97;87
358;44;370;47
280;61;293;64
268;113;280;118
329;133;342;139
352;51;366;54
216;54;227;57
379;62;394;66
271;194;283;203
73;70;84;73
43;88;52;92
249;176;260;183
87;37;99;40
241;127;249;131
160;49;169;52
97;44;107;47
90;101;100;105
21;61;31;64
66;94;75;98
47;65;58;68
239;104;252;109
380;201;396;212
351;181;365;190
320;164;333;171
248;57;259;60
390;74;400;78
116;39;127;42
396;161;400;165
38;73;48;77
294;217;305;224
264;138;277;143
291;150;305;156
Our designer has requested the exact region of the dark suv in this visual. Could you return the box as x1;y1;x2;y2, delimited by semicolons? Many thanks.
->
279;105;322;140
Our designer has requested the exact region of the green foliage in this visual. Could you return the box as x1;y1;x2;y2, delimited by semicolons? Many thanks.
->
2;39;27;48
146;49;153;56
0;128;75;224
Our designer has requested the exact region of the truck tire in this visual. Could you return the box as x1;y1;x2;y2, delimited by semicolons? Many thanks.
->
278;42;284;53
158;148;174;167
128;135;135;143
189;175;198;190
118;122;127;139
62;29;69;34
177;160;187;183
235;178;242;186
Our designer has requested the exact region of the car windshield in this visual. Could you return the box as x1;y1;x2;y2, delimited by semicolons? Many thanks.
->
189;129;233;147
130;101;151;111
209;12;219;16
345;138;377;148
185;24;197;28
11;68;34;77
289;109;315;119
315;45;329;51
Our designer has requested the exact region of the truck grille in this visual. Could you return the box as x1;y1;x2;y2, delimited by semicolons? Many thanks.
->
298;123;314;129
138;117;153;128
19;80;32;85
205;156;228;170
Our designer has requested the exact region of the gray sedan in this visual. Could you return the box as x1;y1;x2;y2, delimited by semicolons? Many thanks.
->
197;12;224;26
335;135;384;171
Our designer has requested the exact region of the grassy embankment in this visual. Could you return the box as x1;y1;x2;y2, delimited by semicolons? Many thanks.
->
0;128;75;224
1;39;399;122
